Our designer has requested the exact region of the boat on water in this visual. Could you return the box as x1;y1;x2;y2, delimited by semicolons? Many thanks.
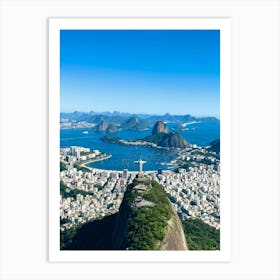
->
82;131;89;134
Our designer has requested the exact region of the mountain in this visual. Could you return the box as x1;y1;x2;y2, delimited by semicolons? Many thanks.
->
121;117;147;130
208;139;220;153
152;121;168;135
107;123;118;133
61;176;188;250
142;132;190;149
111;175;188;250
140;121;190;149
144;114;197;126
60;111;90;122
93;120;119;133
93;120;108;132
60;111;219;126
88;114;126;125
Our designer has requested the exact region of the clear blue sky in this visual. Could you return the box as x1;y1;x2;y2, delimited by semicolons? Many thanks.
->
60;30;220;117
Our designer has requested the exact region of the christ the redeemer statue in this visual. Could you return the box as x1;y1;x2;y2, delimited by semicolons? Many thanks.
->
134;159;146;173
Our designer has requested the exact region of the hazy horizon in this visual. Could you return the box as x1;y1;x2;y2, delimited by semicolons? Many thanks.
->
60;110;220;119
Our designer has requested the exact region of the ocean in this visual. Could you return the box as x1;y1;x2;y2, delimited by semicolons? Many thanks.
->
60;121;220;171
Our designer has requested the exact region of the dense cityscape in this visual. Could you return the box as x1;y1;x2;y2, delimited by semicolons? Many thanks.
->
60;145;220;233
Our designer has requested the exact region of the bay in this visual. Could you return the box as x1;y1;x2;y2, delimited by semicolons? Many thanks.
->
60;121;220;171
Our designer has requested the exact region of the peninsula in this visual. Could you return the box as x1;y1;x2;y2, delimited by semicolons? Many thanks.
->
102;121;190;149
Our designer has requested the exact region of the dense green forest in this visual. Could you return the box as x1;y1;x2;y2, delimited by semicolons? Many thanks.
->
181;218;220;250
60;161;67;171
60;214;117;250
124;180;172;250
139;132;189;149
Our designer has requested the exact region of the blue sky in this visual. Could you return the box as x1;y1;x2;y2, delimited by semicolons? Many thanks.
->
60;30;220;117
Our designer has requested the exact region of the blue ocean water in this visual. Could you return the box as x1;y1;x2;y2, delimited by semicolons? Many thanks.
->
60;121;219;171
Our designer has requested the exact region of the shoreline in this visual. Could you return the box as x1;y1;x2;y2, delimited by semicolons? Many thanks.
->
80;162;178;174
79;154;112;170
77;155;176;174
181;121;201;127
80;165;167;174
66;146;184;173
102;136;183;151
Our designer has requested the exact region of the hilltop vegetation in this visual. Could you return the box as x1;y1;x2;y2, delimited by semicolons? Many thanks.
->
208;139;220;154
111;176;187;250
141;121;190;149
60;161;67;171
60;214;117;250
181;218;220;250
60;178;219;251
140;132;190;149
121;117;147;130
118;179;173;250
60;177;174;250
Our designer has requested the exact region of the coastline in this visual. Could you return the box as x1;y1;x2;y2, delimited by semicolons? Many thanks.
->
77;153;176;173
102;136;182;151
181;121;200;127
79;155;179;173
79;154;112;171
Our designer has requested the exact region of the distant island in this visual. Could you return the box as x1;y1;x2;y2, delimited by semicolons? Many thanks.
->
139;121;190;149
120;116;148;130
93;116;148;133
93;120;118;133
102;121;190;149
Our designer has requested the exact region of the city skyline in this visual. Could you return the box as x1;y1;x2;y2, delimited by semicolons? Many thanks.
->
60;30;220;117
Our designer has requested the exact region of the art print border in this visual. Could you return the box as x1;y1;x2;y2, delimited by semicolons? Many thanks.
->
49;17;231;262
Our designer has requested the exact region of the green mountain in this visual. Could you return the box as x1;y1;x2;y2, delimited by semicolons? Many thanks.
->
100;120;190;149
140;121;190;149
60;111;219;126
111;175;188;250
107;123;118;133
181;218;220;250
142;132;190;149
121;117;147;130
93;120;118;133
208;139;220;153
93;120;108;132
61;176;188;250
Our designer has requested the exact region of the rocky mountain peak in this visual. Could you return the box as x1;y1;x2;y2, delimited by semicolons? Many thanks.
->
152;121;168;135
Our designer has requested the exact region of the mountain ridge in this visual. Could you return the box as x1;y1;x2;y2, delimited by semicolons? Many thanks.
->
61;111;219;127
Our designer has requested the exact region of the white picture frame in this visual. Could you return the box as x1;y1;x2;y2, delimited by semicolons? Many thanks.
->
0;1;279;279
49;17;231;262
